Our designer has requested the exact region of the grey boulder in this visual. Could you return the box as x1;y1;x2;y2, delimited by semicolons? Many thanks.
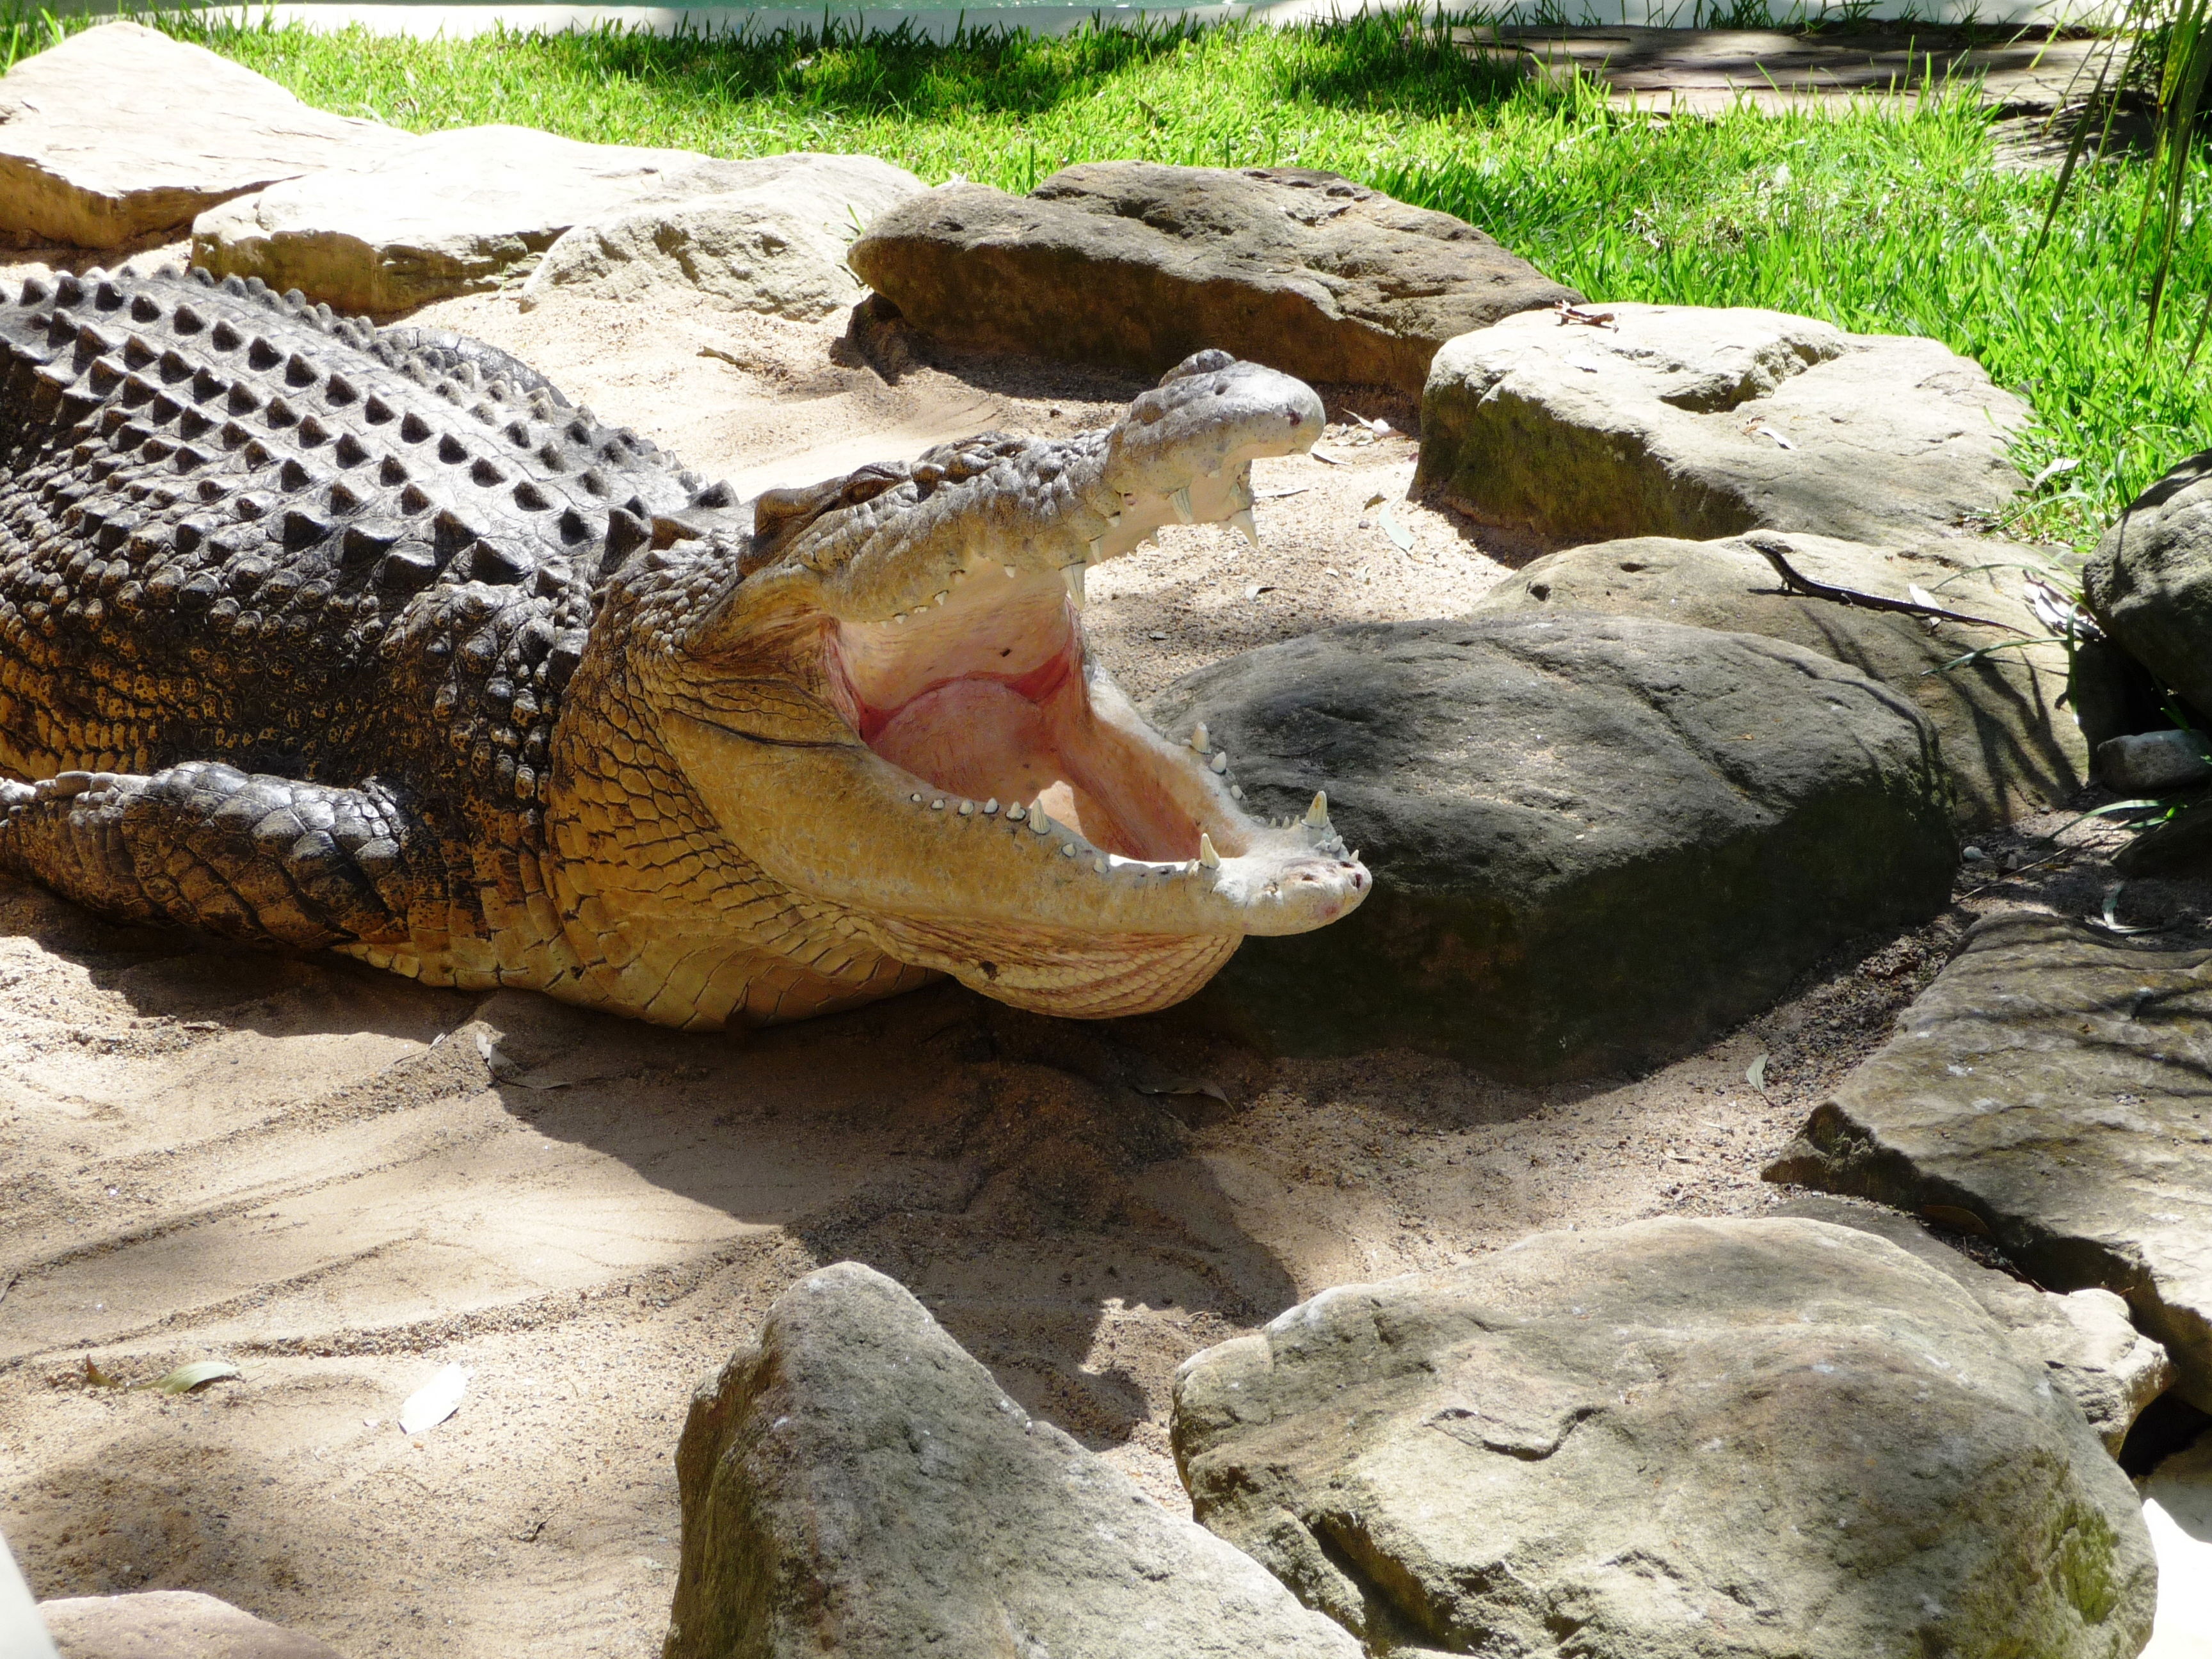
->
1172;1216;2156;1659
520;152;925;322
2083;447;2212;723
39;1591;344;1658
1471;531;2086;827
1767;910;2212;1408
1144;613;1955;1080
1416;303;2030;547
846;163;1579;392
0;22;413;250
192;125;710;314
1771;1196;2174;1453
663;1262;1361;1659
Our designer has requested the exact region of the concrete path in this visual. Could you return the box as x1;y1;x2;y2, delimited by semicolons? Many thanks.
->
1458;24;2104;115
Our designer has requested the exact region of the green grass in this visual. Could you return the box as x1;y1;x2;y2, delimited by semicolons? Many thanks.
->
8;6;2208;550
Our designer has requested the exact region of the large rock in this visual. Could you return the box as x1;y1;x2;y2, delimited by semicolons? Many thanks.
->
38;1591;344;1658
1416;303;2030;547
1767;910;2212;1408
846;163;1579;393
192;125;709;314
1471;531;2086;826
518;152;925;322
1144;614;1955;1080
1772;1196;2174;1453
2084;447;2212;723
0;22;414;250
1173;1217;2156;1659
663;1262;1361;1659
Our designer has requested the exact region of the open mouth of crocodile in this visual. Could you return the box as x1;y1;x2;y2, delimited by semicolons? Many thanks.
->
825;564;1229;867
818;556;1367;925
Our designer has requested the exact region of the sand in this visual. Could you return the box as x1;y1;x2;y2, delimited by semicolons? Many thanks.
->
3;251;2209;1658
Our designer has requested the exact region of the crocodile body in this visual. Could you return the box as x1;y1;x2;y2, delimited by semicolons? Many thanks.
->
0;267;1365;1025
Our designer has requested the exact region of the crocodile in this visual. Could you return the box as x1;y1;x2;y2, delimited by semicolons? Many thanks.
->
0;266;1366;1026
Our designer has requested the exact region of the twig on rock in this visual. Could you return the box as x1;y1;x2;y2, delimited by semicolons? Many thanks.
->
1745;534;2028;636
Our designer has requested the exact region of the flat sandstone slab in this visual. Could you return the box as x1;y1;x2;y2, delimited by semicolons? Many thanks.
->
1173;1216;2154;1659
1768;910;2212;1409
847;163;1579;394
1417;301;2029;549
0;22;415;250
192;124;712;313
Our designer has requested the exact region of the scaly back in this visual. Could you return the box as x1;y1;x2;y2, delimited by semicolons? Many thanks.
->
0;266;722;839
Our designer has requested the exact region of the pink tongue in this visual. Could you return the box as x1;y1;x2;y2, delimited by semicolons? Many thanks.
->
870;679;1066;806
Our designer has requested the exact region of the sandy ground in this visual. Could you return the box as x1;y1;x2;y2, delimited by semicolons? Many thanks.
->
3;248;2210;1657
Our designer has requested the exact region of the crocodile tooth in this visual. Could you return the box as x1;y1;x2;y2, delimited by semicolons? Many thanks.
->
1004;565;1018;579
1094;857;1108;873
1210;751;1228;774
1171;485;1194;523
1061;844;1077;858
1105;511;1121;529
1230;508;1260;547
931;798;945;810
1061;563;1086;609
982;799;1000;815
958;801;974;816
1305;791;1330;828
909;792;923;804
1029;806;1051;834
1005;803;1025;822
1087;537;1103;563
891;613;906;623
1199;833;1222;869
933;591;948;607
1191;722;1210;755
1231;785;1244;799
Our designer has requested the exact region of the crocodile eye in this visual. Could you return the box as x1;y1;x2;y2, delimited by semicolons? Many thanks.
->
838;463;906;509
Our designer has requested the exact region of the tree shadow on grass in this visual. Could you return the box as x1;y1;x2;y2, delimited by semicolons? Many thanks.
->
499;10;1529;129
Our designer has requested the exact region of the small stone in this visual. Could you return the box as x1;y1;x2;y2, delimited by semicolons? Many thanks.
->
2095;728;2212;793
